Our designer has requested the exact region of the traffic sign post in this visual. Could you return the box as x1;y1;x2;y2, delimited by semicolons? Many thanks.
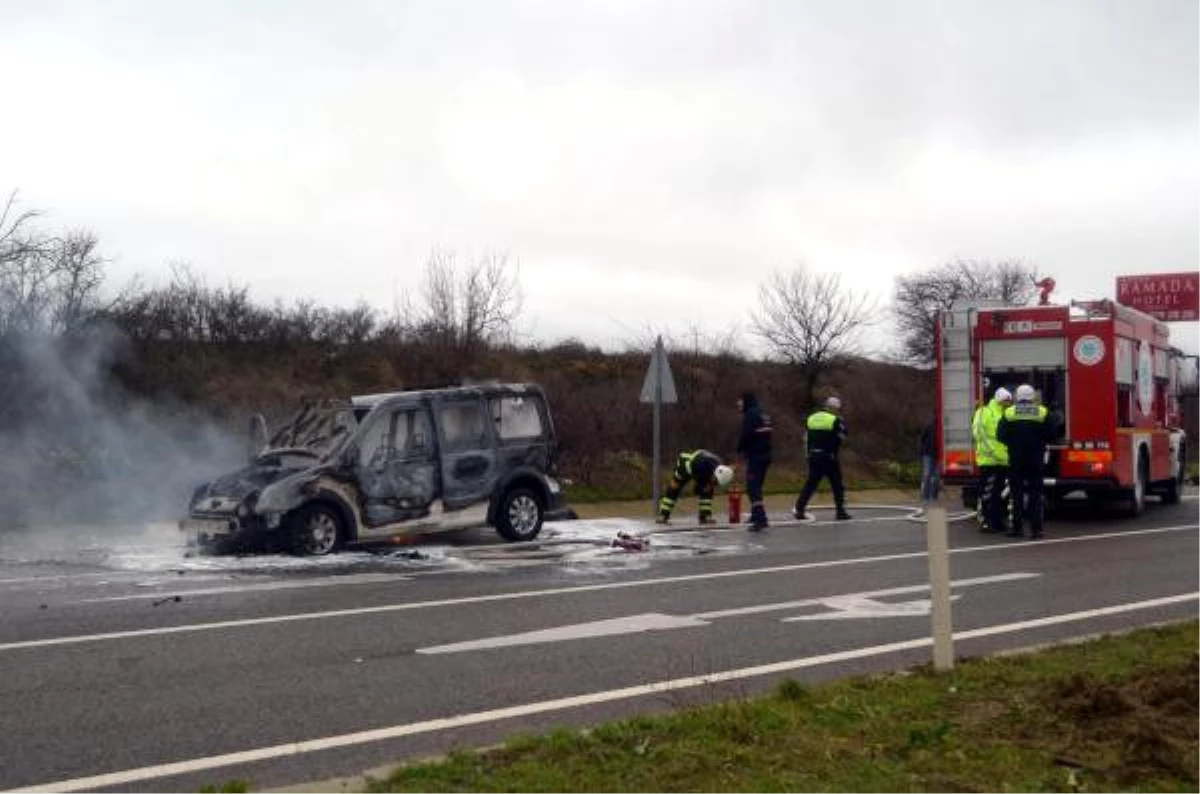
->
640;335;677;513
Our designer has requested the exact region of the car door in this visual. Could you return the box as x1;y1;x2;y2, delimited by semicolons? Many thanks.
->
435;395;499;510
353;405;439;526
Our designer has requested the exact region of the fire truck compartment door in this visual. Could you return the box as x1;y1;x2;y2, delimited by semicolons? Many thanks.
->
981;338;1066;369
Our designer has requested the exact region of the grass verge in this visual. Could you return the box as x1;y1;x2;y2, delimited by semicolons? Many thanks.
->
363;621;1198;793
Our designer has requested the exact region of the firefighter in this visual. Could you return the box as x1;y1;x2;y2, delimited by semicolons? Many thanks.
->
657;449;734;525
736;391;773;531
972;386;1013;533
997;383;1054;539
793;396;852;521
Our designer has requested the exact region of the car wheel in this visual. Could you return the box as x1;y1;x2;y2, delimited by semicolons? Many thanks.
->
288;503;343;556
496;487;544;542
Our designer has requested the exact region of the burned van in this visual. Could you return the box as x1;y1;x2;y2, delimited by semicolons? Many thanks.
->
181;383;567;554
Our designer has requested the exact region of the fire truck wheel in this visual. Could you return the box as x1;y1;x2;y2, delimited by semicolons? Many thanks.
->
1161;443;1185;505
1123;449;1149;517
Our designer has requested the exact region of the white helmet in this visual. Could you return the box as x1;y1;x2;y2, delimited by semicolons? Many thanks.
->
1015;384;1036;402
714;465;734;487
994;387;1013;403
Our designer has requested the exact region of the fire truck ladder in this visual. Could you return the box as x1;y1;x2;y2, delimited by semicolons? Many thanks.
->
940;306;977;455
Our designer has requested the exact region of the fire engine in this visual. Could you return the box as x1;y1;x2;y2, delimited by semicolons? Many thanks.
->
936;297;1189;515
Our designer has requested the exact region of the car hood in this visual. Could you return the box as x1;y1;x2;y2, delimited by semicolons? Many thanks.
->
192;449;322;509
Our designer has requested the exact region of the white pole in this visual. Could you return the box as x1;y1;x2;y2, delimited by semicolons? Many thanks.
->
926;505;954;671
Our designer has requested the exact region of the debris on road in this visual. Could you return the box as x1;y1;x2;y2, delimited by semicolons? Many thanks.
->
611;531;649;552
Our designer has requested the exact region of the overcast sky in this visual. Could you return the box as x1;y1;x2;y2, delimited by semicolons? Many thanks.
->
3;0;1197;355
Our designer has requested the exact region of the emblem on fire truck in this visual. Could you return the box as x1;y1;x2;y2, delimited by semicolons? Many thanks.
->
1137;341;1154;415
1072;335;1105;366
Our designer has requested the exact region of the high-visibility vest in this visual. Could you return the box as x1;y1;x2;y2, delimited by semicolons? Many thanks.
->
807;410;837;431
972;400;1009;466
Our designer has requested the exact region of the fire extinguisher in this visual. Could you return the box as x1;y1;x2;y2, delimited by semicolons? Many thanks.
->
727;483;742;524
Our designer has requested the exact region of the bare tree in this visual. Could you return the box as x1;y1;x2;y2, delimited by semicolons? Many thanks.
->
750;267;876;410
396;248;524;365
892;259;1037;366
50;229;106;333
0;192;109;335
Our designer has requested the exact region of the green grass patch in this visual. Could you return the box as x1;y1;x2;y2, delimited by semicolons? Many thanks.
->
364;622;1198;793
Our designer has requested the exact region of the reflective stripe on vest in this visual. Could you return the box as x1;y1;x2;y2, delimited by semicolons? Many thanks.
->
1003;404;1048;423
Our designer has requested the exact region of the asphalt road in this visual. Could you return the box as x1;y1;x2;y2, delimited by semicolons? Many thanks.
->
0;495;1196;792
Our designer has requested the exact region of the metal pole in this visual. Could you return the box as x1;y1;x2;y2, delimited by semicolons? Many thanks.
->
651;336;663;514
926;505;954;670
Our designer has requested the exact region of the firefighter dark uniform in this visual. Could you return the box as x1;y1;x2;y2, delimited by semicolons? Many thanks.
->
737;391;773;531
793;397;851;521
997;388;1053;539
657;449;727;525
972;388;1012;533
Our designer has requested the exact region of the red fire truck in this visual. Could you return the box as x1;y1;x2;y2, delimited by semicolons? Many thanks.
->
936;298;1189;515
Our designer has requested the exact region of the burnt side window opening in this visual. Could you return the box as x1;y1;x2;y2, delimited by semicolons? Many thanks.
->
397;409;435;460
440;400;489;452
358;411;398;469
490;396;543;441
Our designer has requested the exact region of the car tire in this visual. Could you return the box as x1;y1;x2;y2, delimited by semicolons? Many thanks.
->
495;487;544;542
288;503;343;556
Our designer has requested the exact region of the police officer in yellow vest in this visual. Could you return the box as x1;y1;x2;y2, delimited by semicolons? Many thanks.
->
997;384;1054;539
973;386;1013;533
793;396;852;521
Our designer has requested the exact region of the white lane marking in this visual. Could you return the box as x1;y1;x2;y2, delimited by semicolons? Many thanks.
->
784;595;960;620
418;573;1035;654
692;572;1032;619
421;614;710;653
8;592;1195;794
0;572;133;585
76;573;413;603
0;524;1193;654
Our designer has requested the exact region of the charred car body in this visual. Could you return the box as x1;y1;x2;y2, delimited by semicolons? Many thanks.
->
181;383;567;554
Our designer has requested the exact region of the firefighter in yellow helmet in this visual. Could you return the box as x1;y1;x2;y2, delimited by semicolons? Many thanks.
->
998;383;1055;539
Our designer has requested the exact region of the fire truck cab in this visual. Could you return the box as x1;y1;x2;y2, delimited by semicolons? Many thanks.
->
937;298;1189;515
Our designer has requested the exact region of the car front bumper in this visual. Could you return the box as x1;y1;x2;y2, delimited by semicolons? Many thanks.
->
179;514;259;549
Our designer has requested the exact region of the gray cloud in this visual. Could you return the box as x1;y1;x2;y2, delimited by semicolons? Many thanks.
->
1;0;1195;353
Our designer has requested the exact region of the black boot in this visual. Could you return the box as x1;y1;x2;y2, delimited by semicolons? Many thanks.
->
835;508;852;520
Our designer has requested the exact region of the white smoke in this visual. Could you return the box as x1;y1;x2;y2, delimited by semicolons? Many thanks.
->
0;324;245;531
